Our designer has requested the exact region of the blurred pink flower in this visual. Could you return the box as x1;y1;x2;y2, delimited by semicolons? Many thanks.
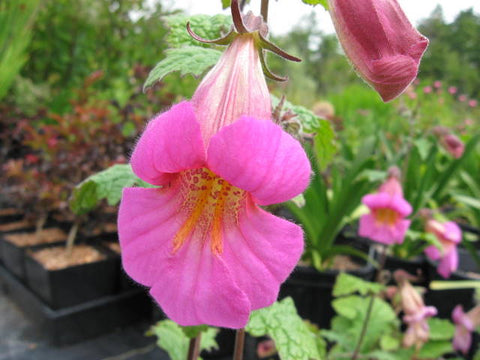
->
441;134;464;158
468;99;478;107
448;86;457;95
424;220;462;278
359;167;412;244
459;94;467;102
452;305;480;355
327;0;428;102
433;80;442;89
117;34;311;328
423;86;432;94
397;273;437;349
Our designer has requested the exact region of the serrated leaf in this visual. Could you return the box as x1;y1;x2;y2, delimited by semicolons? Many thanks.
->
70;164;149;215
165;14;232;48
427;318;455;341
246;298;323;360
333;273;385;297
144;47;221;90
148;320;218;360
417;341;453;359
301;0;329;10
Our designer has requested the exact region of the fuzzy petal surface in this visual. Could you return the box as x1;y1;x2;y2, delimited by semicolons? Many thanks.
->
362;192;412;217
118;186;251;328
359;213;409;244
130;101;206;185
220;199;304;310
207;116;311;205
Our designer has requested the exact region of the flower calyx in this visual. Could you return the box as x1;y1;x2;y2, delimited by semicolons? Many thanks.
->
186;0;301;81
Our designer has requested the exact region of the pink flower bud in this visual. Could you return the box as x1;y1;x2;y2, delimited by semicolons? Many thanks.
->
328;0;429;102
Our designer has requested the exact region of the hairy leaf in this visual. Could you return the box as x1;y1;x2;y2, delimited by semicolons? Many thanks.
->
246;298;324;360
148;320;218;360
165;14;232;48
333;273;385;297
70;164;150;215
144;47;221;90
427;318;455;341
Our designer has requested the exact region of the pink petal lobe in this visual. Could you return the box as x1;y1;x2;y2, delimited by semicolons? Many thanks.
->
118;186;184;286
150;240;251;328
130;101;206;185
207;116;311;205
424;245;441;261
118;187;251;328
437;248;458;279
453;325;472;355
221;199;304;310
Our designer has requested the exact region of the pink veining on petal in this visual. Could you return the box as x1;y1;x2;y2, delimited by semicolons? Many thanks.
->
192;35;271;145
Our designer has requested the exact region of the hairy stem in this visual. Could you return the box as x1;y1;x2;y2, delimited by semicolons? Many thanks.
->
233;328;245;360
187;334;202;360
66;218;81;257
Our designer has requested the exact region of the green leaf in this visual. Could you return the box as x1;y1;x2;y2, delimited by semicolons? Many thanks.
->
148;320;218;360
333;273;385;297
70;164;149;215
454;194;480;210
417;341;453;359
144;47;221;90
365;349;414;360
181;325;209;339
427;318;455;341
221;0;230;9
380;334;400;351
301;0;329;10
165;14;232;48
313;119;336;170
414;138;432;161
245;298;324;360
331;296;398;352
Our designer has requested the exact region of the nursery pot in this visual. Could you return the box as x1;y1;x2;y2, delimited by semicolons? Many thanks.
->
425;248;479;319
25;242;117;309
1;227;66;280
279;237;376;329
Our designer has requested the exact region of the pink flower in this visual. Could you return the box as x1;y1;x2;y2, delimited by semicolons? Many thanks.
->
448;86;457;95
441;134;465;158
459;94;467;102
396;272;437;348
469;99;478;107
118;34;311;328
327;0;429;102
359;168;412;244
424;220;462;278
433;80;442;89
423;86;432;94
452;305;480;354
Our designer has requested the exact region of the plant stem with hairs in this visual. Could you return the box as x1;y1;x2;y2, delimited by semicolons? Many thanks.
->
187;334;202;360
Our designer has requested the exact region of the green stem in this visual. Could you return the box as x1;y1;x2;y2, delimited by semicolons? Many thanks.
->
351;294;374;360
233;328;245;360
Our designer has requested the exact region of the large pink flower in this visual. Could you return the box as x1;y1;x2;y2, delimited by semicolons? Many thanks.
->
118;33;311;328
359;169;412;244
424;220;462;279
328;0;429;102
452;305;480;354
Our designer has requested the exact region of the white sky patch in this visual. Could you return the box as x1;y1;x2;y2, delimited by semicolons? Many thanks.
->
160;0;480;35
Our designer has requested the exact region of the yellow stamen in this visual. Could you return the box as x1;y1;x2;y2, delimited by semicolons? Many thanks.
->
374;208;399;226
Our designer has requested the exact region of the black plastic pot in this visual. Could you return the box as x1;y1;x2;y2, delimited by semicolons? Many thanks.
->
25;243;118;309
279;239;376;329
0;264;152;346
0;208;24;225
425;248;478;319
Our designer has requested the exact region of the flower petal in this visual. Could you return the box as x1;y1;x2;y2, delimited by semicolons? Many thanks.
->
150;239;251;328
118;186;184;286
437;247;458;279
119;187;251;328
424;245;441;261
207;116;311;205
220;199;304;310
130;101;206;185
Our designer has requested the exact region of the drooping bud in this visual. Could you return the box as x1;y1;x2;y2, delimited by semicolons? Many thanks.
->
432;126;464;159
327;0;429;102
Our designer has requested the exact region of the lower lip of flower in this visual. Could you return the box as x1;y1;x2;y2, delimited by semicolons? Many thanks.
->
374;208;399;226
172;168;246;255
